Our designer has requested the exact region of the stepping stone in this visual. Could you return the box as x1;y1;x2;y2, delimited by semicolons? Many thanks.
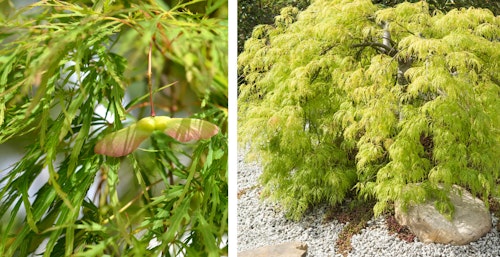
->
238;241;308;257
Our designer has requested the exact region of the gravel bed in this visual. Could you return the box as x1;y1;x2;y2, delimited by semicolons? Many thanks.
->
237;150;500;257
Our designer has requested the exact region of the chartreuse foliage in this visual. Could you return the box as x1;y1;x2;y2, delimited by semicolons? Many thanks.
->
238;0;500;220
0;0;227;256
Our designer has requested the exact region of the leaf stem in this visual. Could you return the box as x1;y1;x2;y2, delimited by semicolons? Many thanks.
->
148;41;155;116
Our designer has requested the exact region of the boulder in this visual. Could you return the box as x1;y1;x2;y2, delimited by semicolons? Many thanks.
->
395;185;491;245
238;241;308;257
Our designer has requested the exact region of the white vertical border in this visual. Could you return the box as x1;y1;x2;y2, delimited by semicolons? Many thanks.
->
227;0;238;256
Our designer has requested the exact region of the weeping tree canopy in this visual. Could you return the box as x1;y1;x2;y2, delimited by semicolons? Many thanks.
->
238;0;500;220
374;0;500;15
237;0;500;55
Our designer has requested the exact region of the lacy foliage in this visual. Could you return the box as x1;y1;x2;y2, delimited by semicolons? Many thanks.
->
239;0;500;220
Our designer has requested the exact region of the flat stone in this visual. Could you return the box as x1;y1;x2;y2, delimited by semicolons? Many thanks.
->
395;185;492;245
238;241;308;257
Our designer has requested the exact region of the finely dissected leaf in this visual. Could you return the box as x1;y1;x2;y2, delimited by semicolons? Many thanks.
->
158;117;220;143
239;0;500;219
94;123;153;157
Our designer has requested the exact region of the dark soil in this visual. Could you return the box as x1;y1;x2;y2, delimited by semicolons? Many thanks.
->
489;197;500;230
324;200;375;256
385;214;416;243
324;199;421;256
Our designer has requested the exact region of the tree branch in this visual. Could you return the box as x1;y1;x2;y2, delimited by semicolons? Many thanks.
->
490;74;500;86
352;41;398;57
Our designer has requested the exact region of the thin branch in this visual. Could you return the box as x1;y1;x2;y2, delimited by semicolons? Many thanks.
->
148;41;155;117
490;75;500;86
352;41;398;57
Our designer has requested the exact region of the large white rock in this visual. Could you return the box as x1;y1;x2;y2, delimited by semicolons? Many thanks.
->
395;185;492;245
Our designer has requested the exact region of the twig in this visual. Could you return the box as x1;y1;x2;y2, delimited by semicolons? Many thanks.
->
148;41;155;116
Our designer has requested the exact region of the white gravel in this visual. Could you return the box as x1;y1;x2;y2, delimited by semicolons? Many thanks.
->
237;150;500;257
